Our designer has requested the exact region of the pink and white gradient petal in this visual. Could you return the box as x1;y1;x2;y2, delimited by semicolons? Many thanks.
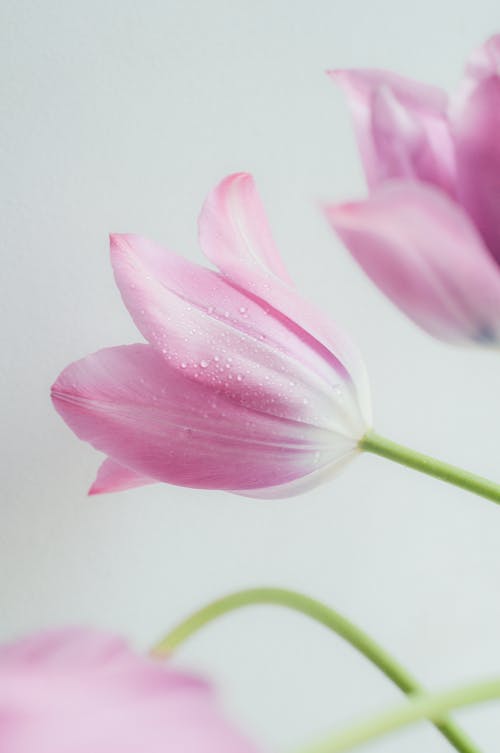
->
329;68;455;195
454;74;500;266
326;180;500;344
110;230;367;438
235;448;358;499
89;457;154;495
464;33;500;81
198;173;371;426
0;629;261;753
52;344;356;496
197;171;293;285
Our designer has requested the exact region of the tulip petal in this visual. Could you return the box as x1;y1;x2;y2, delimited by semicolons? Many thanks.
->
464;34;500;80
0;629;260;753
454;73;500;265
198;173;372;426
326;180;500;344
110;233;367;438
89;458;155;496
52;344;356;492
197;171;293;285
329;69;455;195
329;68;448;113
0;628;134;669
235;448;358;499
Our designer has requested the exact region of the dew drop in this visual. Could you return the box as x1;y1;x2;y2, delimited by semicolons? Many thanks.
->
200;359;209;368
180;362;187;369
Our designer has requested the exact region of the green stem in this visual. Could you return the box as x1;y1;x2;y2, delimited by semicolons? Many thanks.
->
152;588;479;753
360;431;500;505
294;676;500;753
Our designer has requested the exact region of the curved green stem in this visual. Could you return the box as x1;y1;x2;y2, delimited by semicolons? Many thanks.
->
294;676;500;753
361;431;500;505
152;588;479;753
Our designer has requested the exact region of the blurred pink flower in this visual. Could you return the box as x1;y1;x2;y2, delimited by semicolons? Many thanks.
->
0;628;261;753
326;35;500;345
52;173;370;498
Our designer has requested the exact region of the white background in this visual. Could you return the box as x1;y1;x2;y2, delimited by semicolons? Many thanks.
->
2;1;500;751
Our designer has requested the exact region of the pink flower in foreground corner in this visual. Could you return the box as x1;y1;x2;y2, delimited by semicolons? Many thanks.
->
51;173;371;498
0;628;261;753
326;35;500;345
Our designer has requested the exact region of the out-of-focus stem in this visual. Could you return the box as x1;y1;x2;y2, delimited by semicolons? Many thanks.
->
294;676;500;753
152;588;479;753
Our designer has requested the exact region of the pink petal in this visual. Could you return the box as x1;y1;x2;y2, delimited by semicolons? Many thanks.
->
52;344;357;493
197;172;293;285
235;448;358;499
326;180;500;344
329;69;456;195
198;173;371;425
464;34;500;80
0;628;261;753
453;70;500;265
89;458;155;495
109;232;368;438
0;628;131;669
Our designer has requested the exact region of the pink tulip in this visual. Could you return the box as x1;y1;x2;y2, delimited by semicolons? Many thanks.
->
0;628;261;753
326;35;500;345
52;173;371;498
